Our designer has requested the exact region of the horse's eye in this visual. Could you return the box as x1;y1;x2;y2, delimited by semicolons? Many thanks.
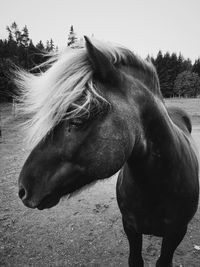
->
69;118;85;128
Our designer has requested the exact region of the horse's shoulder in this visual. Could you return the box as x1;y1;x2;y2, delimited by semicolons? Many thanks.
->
166;106;192;134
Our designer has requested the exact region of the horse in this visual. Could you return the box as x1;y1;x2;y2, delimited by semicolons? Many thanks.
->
16;36;199;267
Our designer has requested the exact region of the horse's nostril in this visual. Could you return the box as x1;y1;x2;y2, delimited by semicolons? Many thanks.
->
18;187;26;200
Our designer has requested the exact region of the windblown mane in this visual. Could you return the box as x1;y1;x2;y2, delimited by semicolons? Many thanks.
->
15;38;160;147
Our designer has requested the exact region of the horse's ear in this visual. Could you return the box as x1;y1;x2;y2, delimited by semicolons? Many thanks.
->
84;36;120;85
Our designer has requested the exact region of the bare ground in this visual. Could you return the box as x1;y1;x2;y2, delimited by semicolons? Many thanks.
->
0;99;200;267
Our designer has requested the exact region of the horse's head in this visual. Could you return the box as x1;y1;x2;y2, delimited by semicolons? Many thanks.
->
18;37;157;209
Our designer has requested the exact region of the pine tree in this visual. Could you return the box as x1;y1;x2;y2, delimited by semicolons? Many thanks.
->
6;26;17;59
34;41;46;66
10;22;22;46
153;51;170;97
49;39;54;51
6;26;14;42
36;40;45;51
21;25;30;47
192;59;200;77
45;40;51;52
45;39;55;52
67;25;77;47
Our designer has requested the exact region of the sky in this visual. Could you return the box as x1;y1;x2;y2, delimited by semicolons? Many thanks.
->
1;0;200;61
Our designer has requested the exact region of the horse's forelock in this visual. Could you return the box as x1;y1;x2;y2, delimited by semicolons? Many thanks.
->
16;46;107;147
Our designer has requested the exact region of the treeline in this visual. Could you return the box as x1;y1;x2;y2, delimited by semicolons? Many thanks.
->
0;22;58;101
0;22;200;101
150;52;200;97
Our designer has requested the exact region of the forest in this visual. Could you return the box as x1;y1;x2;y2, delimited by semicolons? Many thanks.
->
0;22;200;102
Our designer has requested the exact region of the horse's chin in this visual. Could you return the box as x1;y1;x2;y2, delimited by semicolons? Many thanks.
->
36;193;62;210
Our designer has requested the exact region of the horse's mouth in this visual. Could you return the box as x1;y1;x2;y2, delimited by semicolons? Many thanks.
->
35;176;91;210
37;194;61;210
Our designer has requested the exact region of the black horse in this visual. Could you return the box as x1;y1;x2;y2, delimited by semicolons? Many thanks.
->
17;37;199;266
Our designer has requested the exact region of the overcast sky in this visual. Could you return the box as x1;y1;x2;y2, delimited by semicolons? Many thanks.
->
1;0;200;61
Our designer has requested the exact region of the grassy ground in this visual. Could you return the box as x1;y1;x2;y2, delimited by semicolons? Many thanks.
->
165;98;200;125
0;99;200;267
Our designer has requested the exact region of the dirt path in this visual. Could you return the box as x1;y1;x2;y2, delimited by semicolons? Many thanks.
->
0;102;200;267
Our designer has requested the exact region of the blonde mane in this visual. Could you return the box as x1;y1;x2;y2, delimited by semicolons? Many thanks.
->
15;38;159;147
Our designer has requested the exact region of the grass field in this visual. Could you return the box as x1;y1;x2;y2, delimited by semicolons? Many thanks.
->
165;98;200;125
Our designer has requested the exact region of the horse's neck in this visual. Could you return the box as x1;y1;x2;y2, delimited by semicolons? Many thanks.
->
129;92;179;170
142;96;177;151
122;65;161;97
